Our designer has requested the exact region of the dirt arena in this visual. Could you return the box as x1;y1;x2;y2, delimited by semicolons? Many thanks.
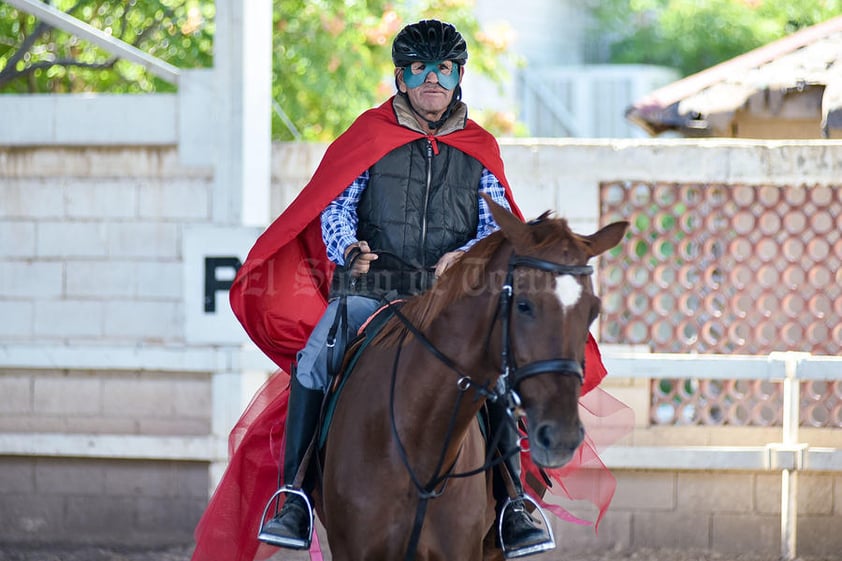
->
0;544;838;561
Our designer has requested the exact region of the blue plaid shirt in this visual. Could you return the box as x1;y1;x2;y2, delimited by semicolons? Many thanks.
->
321;168;512;266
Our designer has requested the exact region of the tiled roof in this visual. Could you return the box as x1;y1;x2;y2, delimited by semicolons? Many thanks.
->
626;16;842;137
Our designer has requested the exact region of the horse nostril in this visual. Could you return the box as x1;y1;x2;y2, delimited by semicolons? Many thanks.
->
534;422;585;452
535;423;556;450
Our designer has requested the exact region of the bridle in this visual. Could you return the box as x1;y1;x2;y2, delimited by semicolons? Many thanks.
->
498;254;593;409
383;249;595;561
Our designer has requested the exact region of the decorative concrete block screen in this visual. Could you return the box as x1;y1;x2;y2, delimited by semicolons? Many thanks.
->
599;180;842;427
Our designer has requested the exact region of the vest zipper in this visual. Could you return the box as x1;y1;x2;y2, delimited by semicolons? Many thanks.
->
420;138;433;263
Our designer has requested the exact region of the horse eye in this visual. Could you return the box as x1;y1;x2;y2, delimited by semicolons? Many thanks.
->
516;298;533;316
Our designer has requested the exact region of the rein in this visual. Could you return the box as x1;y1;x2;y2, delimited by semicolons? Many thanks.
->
387;305;513;561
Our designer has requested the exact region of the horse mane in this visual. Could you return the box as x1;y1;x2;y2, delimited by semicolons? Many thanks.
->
371;228;505;348
372;210;586;348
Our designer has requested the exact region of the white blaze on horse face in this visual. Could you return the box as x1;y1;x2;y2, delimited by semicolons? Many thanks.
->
554;275;583;310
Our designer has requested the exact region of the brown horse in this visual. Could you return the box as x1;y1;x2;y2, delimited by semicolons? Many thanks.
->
319;197;628;561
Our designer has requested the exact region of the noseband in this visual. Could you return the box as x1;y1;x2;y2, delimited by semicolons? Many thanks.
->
498;254;593;400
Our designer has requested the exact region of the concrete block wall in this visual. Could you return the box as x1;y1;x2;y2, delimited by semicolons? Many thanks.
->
274;138;842;234
0;368;212;545
0;147;216;546
0;369;212;436
0;147;213;345
547;470;842;556
0;456;207;546
2;140;841;553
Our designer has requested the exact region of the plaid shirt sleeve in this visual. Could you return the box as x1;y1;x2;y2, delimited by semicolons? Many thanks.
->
456;168;511;253
321;168;510;264
321;170;369;266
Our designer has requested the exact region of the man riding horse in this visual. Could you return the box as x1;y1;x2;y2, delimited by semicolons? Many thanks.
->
234;19;555;558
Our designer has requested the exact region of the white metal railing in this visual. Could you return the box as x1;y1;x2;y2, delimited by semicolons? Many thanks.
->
0;342;273;492
601;350;842;561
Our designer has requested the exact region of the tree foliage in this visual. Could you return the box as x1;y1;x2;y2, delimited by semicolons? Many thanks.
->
272;0;510;140
0;0;214;93
0;0;512;140
590;0;842;76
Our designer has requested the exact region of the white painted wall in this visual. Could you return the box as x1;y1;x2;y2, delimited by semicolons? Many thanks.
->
474;0;588;66
463;0;590;119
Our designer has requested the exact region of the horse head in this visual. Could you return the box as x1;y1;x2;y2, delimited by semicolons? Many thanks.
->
485;195;628;468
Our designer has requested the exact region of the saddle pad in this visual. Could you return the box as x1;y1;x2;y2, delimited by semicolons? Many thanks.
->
318;302;401;448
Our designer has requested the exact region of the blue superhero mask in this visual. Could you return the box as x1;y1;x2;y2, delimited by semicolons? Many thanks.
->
402;61;460;90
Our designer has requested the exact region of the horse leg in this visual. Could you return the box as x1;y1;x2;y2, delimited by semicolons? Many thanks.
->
482;534;504;561
422;421;495;561
425;480;489;561
482;470;505;561
322;491;410;561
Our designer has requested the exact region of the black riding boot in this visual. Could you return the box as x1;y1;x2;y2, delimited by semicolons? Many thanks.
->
258;375;323;550
489;401;554;558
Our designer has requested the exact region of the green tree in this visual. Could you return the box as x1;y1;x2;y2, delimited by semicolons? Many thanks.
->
0;0;513;140
0;0;214;93
271;1;511;140
590;0;842;76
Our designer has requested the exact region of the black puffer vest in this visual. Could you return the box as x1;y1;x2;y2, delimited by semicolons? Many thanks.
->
330;97;483;299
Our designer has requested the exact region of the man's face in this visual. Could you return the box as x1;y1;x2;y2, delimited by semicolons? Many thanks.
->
396;60;463;126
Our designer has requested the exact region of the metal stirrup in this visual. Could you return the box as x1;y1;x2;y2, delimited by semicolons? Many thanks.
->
257;486;315;549
497;494;556;559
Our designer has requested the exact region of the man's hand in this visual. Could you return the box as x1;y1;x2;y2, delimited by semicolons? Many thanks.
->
344;241;378;277
434;250;464;279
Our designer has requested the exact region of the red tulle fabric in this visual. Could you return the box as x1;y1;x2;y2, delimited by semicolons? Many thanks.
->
522;337;636;530
191;336;633;561
191;369;291;561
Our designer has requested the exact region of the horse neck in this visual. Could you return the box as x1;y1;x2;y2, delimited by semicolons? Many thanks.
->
424;247;508;378
428;289;500;380
394;277;502;476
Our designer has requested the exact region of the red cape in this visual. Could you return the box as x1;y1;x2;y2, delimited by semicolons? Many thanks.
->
229;96;523;370
192;98;632;561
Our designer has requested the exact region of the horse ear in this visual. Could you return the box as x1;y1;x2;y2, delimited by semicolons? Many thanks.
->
481;192;531;247
582;221;629;257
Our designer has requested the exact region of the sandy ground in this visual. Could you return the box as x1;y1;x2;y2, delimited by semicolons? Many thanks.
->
0;544;838;561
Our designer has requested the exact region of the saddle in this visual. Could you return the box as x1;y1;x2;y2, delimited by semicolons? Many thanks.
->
318;301;402;448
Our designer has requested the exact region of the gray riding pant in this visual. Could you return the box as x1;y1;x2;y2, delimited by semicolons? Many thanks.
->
295;295;381;391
